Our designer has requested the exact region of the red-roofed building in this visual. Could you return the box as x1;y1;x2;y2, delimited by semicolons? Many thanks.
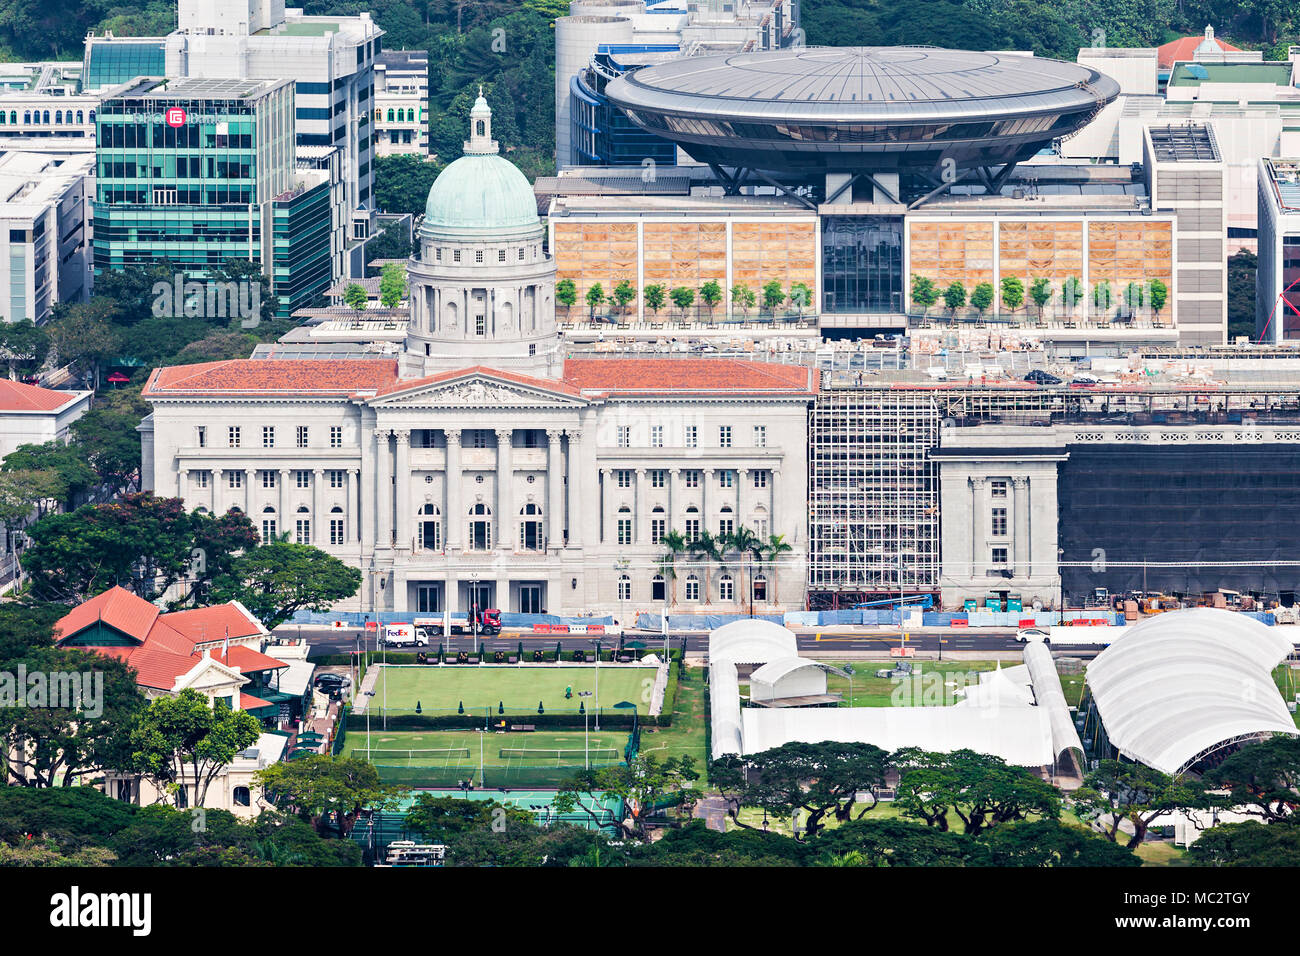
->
139;100;817;617
1157;26;1242;70
56;586;311;817
0;379;93;460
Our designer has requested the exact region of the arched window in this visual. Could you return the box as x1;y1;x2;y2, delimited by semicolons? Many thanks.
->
386;108;395;122
88;109;94;122
54;111;62;124
616;506;632;545
752;574;768;603
719;573;734;602
469;503;492;551
418;503;441;551
651;574;666;602
175;785;188;809
22;111;30;124
0;112;6;125
260;506;276;544
618;574;632;602
476;119;485;137
42;110;49;123
684;574;700;602
519;503;543;551
232;786;251;807
75;110;83;124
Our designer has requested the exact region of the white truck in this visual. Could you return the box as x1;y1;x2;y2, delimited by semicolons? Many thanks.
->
381;623;428;647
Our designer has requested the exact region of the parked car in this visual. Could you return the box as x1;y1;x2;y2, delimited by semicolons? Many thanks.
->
1024;369;1062;385
314;673;350;696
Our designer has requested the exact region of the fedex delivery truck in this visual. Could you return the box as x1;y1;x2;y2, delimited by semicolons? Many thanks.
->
382;623;427;647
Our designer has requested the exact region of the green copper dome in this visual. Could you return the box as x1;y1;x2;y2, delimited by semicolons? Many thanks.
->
420;93;540;241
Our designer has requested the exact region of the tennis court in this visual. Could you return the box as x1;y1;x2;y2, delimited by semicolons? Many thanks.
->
367;664;659;717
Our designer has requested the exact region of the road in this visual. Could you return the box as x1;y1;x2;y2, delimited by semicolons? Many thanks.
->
275;623;1044;657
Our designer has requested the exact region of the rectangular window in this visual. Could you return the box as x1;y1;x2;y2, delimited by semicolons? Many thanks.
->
991;547;1009;566
718;517;734;537
617;425;630;448
616;470;633;489
261;470;277;489
329;426;343;448
260;519;276;543
296;519;311;545
296;471;311;489
684;470;700;489
991;508;1008;537
195;470;209;489
650;469;666;489
471;430;489;448
296;425;309;448
719;425;732;448
719;470;734;489
685;425;698;449
617;518;633;545
650;425;664;448
754;425;767;447
228;471;243;489
196;426;207;448
753;470;768;489
228;426;241;448
262;426;275;448
685;517;700;542
330;518;345;545
991;480;1008;498
651;518;665;544
329;470;346;488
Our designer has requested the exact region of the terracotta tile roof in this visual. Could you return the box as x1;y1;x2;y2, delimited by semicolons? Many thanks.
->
239;692;275;711
375;365;584;398
143;360;401;398
0;379;86;413
561;358;818;397
54;586;159;644
55;587;287;691
1158;35;1241;69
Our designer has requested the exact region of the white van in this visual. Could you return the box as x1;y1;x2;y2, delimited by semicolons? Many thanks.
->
382;623;427;647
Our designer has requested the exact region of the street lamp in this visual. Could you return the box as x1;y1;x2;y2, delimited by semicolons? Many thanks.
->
614;554;630;629
363;690;376;760
588;637;603;732
842;663;854;707
470;572;480;656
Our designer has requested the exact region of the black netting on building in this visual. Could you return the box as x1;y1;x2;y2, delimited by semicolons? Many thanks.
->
1058;445;1300;599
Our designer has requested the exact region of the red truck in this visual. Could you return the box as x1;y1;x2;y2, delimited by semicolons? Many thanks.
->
414;607;503;638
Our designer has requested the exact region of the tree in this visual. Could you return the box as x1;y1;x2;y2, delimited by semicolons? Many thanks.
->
255;755;401;838
669;286;695;318
70;388;148;495
760;533;793;605
210;540;362;630
910;274;940;316
1203;734;1300;822
811;818;977;867
584;282;605;319
0;319;49;380
127;689;261;809
942;281;967;316
659;529;688;606
0;468;62;529
405;793;533;844
373;153;441;215
378;262;408;308
687;528;724;605
979;819;1142;867
699;279;723;316
1000;276;1024;315
612;279;637;315
1060;276;1083;313
1122;280;1145;316
1149;277;1169;321
3;440;96;511
724;525;763;610
762;279;786;313
970;281;995;317
1029;277;1053;318
1091;279;1113;316
554;753;700;840
1189;818;1300;866
21;493;198;602
788;282;813;315
343;284;368;314
731;282;756;316
715;742;891;838
555;278;577;314
1;645;145;788
894;748;1060;834
1072;760;1203;848
46;298;120;390
643;283;667;317
186;508;260;605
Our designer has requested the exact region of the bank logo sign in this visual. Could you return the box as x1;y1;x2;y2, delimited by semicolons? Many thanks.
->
165;106;186;127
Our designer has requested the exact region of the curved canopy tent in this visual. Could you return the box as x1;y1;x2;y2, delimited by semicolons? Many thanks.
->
1086;609;1297;776
708;619;798;666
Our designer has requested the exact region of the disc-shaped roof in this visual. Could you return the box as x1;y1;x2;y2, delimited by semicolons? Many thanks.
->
1086;609;1297;775
607;46;1118;124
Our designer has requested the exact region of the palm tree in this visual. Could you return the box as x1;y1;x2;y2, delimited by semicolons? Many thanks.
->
659;529;688;606
726;525;762;611
761;533;793;606
688;529;724;605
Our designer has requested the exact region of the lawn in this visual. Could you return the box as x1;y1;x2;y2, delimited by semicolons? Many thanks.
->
819;660;1003;707
368;664;659;717
636;665;709;776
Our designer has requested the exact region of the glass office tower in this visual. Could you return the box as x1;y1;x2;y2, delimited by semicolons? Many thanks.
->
94;77;333;317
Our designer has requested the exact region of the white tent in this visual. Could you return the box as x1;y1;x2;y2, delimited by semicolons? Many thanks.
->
1086;608;1298;775
709;619;798;665
749;656;846;702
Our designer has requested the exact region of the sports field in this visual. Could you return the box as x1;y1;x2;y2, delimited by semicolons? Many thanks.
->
346;729;631;767
367;664;658;716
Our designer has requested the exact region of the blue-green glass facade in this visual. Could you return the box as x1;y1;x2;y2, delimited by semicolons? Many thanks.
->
94;79;333;318
84;40;166;90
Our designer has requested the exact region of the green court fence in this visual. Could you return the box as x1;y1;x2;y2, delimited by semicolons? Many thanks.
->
370;763;613;789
